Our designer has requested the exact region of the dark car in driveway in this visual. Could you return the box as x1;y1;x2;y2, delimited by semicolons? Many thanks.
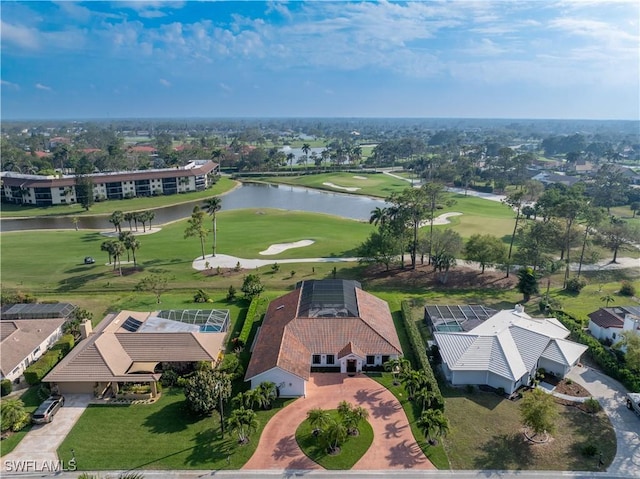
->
32;395;65;424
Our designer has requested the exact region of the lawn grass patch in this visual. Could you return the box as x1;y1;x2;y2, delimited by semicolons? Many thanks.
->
443;388;616;471
57;388;293;470
0;178;237;219
0;209;372;292
257;172;410;198
295;410;373;470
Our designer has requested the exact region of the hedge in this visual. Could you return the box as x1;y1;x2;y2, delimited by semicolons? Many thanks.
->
550;308;640;393
401;300;444;408
1;379;12;397
23;334;76;385
238;296;264;346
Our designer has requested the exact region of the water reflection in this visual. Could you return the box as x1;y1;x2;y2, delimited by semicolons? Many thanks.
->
1;183;389;232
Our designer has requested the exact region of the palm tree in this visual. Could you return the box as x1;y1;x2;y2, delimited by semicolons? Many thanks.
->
184;206;209;260
416;409;450;444
256;381;277;410
600;294;615;307
401;369;428;400
100;240;115;264
109;210;124;233
287;152;295;172
203;197;222;257
111;241;126;276
415;387;441;413
147;211;155;230
324;418;348;453
124;212;135;231
337;401;369;435
123;233;141;266
119;231;134;262
227;407;258;444
369;207;389;227
301;143;311;170
307;408;332;433
384;357;411;385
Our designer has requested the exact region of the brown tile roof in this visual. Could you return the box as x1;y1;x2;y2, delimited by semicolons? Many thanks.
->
44;311;225;384
0;319;65;377
588;309;623;329
245;289;306;380
338;341;365;359
245;282;403;381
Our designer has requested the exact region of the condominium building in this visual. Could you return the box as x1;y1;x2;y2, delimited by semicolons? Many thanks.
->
1;160;219;206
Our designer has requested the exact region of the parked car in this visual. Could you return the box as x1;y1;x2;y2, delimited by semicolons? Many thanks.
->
84;256;95;264
32;395;65;424
627;393;640;417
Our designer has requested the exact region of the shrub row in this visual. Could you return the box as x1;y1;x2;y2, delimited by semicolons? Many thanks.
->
550;309;640;393
1;379;12;397
23;334;76;385
238;297;264;346
401;300;443;403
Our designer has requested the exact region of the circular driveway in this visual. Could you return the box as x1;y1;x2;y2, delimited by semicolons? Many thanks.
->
242;373;434;471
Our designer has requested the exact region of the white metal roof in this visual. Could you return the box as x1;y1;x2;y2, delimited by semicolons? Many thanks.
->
435;308;585;383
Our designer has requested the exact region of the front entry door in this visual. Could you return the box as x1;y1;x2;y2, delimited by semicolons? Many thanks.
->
347;359;357;374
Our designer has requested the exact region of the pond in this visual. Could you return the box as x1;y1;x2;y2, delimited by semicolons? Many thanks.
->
0;183;389;232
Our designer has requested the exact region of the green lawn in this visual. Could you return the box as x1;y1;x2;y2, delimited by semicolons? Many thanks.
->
256;172;410;198
443;388;616;471
57;389;293;470
0;177;237;218
0;209;373;292
295;410;373;470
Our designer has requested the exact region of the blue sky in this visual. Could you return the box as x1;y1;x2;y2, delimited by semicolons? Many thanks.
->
1;1;638;120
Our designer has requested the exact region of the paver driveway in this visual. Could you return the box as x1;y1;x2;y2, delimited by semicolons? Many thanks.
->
242;373;434;470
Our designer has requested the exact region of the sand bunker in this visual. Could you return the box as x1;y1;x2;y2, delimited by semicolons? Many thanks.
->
323;182;361;192
352;175;368;180
419;212;463;227
259;240;315;255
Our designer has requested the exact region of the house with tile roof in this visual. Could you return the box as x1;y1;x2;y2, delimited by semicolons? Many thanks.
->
433;305;588;394
44;309;229;398
1;318;65;382
588;306;640;347
245;280;403;397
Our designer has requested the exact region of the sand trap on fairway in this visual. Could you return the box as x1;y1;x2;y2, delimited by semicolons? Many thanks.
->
100;227;161;237
259;240;315;255
352;175;368;180
323;182;361;192
419;212;463;227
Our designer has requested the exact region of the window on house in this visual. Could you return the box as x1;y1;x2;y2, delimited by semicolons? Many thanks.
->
366;355;375;365
312;355;321;364
612;333;616;339
326;354;335;365
382;355;390;364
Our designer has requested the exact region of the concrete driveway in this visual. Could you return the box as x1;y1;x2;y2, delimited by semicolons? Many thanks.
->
243;373;434;471
567;365;640;477
2;394;92;472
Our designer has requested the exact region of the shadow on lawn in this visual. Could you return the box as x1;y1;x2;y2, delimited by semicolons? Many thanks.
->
143;399;201;434
473;432;533;470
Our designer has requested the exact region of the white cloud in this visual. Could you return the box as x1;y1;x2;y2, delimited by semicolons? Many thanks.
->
0;21;40;49
35;83;52;91
1;80;20;90
159;78;171;87
54;1;92;22
219;83;232;92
